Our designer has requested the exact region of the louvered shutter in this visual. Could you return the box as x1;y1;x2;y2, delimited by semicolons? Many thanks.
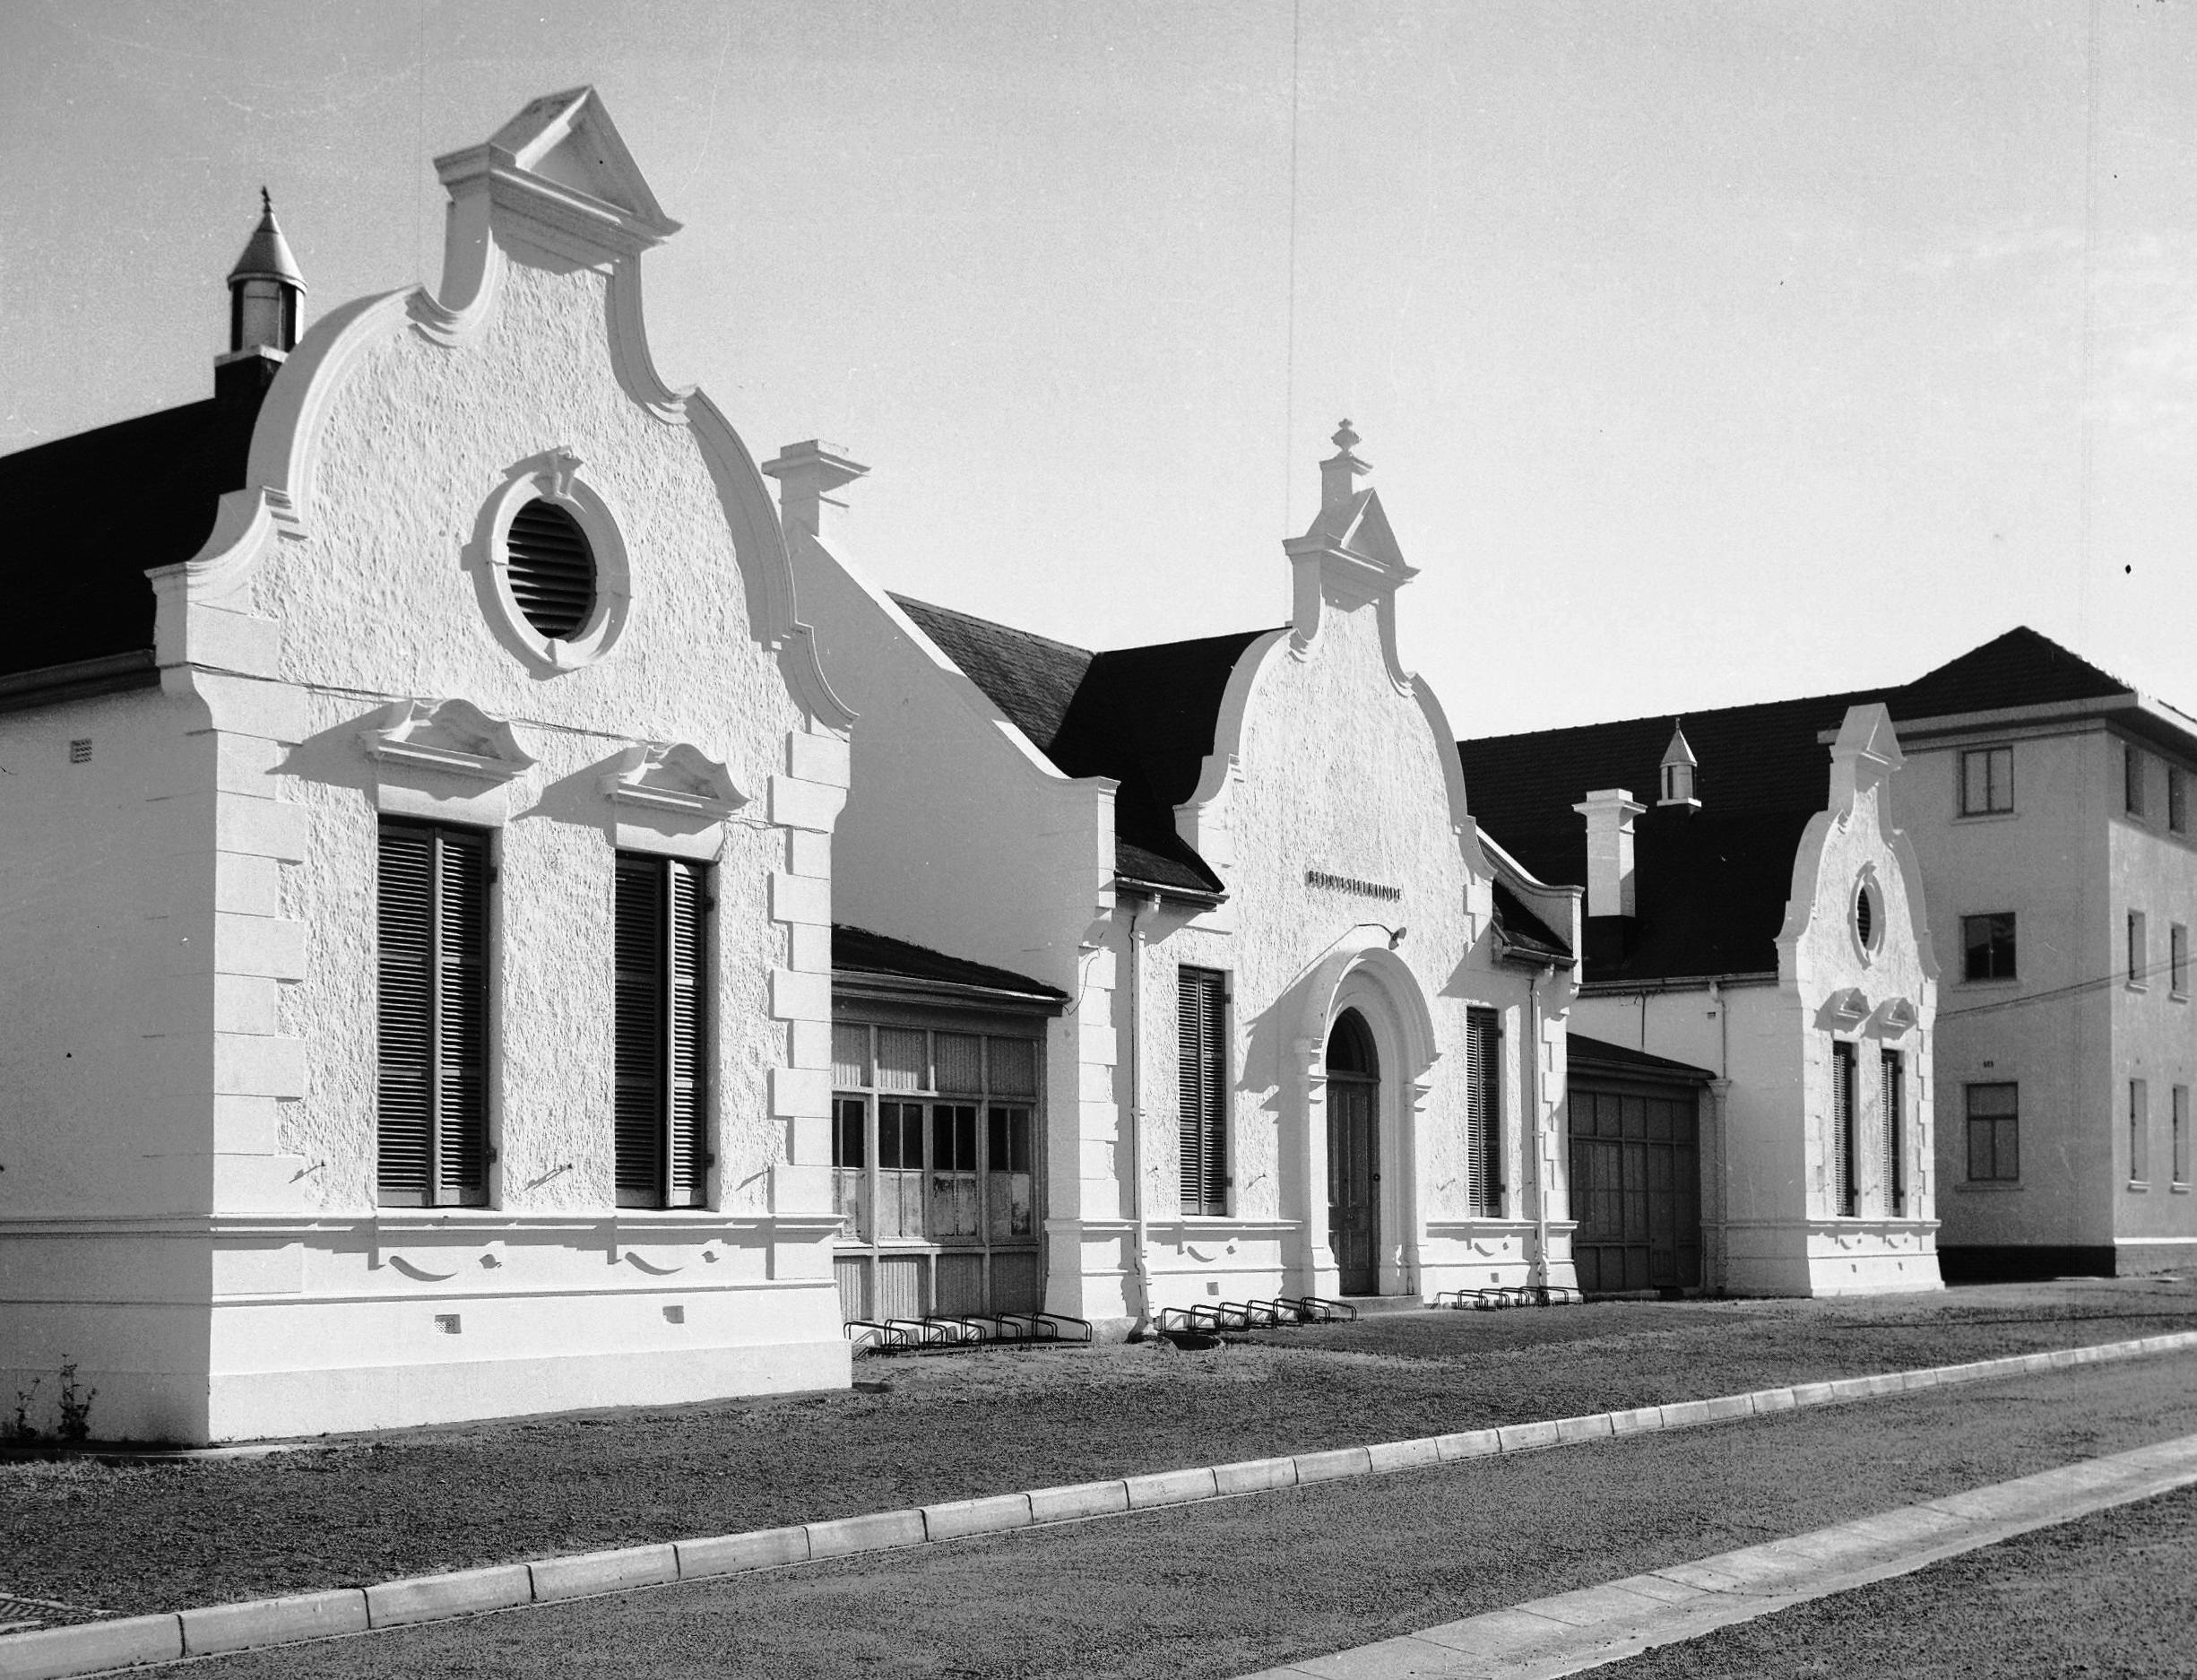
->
1880;1051;1904;1216
376;826;436;1204
1178;967;1227;1216
665;862;708;1205
614;857;666;1206
1466;1008;1501;1218
436;831;489;1204
377;821;488;1208
1831;1042;1856;1216
615;854;711;1208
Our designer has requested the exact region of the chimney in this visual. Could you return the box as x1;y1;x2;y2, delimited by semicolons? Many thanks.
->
217;188;306;404
761;440;869;550
1573;788;1645;918
1828;703;1903;810
1658;723;1700;809
1319;420;1371;512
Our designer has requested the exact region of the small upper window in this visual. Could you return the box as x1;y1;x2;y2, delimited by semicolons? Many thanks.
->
1854;877;1881;956
1960;746;2013;816
1964;912;2017;982
505;500;597;640
2126;743;2147;818
2170;766;2189;836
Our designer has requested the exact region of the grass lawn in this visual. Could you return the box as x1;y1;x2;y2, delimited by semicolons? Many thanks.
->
5;1276;2195;1620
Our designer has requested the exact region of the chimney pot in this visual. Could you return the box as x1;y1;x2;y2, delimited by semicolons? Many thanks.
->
762;440;869;549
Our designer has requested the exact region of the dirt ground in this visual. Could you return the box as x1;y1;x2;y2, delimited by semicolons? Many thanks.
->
168;1349;2197;1680
4;1277;2195;1620
1597;1480;2197;1679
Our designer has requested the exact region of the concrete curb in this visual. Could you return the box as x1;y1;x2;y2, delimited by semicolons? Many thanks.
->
1231;1427;2197;1678
7;1327;2195;1679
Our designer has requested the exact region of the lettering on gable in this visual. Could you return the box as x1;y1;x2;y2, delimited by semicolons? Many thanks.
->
1305;870;1402;904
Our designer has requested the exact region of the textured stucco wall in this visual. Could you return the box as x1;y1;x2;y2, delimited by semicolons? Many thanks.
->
250;255;819;1219
5;205;855;1438
1787;775;1938;1224
0;687;218;1217
1140;598;1566;1303
1573;744;1940;1296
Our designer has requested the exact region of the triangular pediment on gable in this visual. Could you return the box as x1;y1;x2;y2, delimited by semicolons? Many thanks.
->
487;87;673;229
1299;487;1413;580
436;86;680;259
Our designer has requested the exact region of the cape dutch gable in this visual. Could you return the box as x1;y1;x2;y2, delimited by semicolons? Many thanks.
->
779;426;1582;1331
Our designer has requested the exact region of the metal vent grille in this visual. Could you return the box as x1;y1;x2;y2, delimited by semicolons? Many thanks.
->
505;500;596;639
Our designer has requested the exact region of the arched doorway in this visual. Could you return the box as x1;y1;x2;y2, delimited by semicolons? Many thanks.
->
1326;1009;1380;1295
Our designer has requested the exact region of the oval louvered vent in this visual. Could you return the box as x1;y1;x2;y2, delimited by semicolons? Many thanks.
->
505;500;597;639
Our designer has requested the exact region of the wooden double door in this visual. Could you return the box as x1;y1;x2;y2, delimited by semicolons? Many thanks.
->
1326;1010;1380;1296
1567;1076;1701;1293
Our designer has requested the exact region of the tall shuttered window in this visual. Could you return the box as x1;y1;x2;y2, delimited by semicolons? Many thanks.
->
615;854;710;1208
1466;1007;1502;1218
1880;1050;1905;1217
1178;967;1228;1216
1831;1041;1859;1216
376;820;489;1207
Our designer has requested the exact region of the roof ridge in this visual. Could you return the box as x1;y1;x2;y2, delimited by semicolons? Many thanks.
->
1458;683;1874;749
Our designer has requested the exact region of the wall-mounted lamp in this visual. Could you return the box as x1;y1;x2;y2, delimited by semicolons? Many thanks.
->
1347;920;1408;948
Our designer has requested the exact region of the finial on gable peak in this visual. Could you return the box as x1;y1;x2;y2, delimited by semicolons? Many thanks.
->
1319;419;1371;513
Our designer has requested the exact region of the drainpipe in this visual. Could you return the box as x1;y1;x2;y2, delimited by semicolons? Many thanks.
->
1710;977;1732;1295
1124;894;1157;1336
1529;963;1553;1290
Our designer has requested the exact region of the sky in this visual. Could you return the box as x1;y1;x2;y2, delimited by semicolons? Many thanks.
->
2;0;2193;737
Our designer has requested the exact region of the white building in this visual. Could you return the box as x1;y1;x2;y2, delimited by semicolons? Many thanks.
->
1463;707;1942;1296
0;90;857;1442
1467;627;2197;1284
774;425;1583;1333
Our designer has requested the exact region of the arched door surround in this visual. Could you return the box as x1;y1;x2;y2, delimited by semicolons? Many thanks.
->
1326;1009;1380;1295
1288;938;1439;1299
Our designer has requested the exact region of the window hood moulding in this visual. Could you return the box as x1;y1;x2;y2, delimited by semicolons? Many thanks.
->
599;741;746;819
359;697;536;784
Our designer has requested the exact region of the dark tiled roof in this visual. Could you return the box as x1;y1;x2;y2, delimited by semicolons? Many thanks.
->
1567;1032;1715;1083
1896;624;2132;720
0;390;264;680
890;596;1262;899
1458;627;2148;986
1491;879;1573;964
893;596;1093;749
832;924;1067;1005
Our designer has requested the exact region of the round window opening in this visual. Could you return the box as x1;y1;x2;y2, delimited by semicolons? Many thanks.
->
1855;879;1880;953
505;499;597;640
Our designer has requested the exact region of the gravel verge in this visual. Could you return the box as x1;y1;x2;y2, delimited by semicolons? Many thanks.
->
5;1276;2194;1618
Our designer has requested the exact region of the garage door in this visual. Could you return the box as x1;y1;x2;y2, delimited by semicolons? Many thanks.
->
1567;1080;1701;1293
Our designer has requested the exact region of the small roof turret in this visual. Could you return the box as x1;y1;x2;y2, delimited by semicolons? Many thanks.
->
218;187;307;398
1658;722;1700;809
228;188;307;293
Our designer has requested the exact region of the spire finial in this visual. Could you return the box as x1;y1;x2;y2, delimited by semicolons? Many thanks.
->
1319;419;1371;511
260;185;272;217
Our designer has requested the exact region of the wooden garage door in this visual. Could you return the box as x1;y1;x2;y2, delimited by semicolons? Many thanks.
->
1567;1081;1701;1293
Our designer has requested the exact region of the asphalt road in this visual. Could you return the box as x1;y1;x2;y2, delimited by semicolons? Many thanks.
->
183;1351;2197;1680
